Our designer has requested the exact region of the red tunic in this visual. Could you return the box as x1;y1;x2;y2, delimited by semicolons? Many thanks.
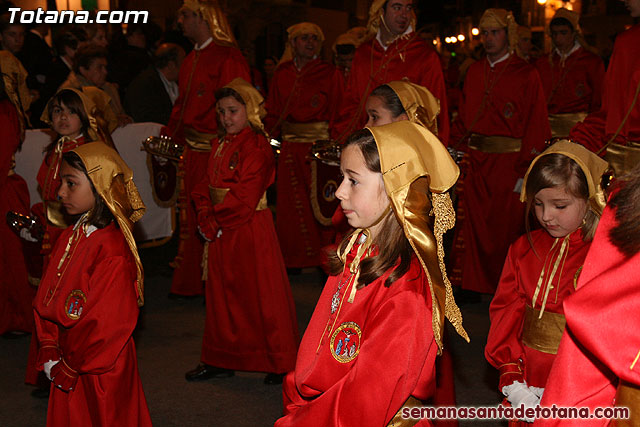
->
33;222;151;427
569;25;640;152
265;58;343;268
334;33;450;145
191;127;299;373
164;40;251;296
276;250;438;427
486;229;590;392
536;205;638;426
534;47;605;114
450;54;551;294
0;100;33;335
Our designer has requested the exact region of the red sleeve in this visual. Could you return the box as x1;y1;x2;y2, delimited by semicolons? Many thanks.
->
276;287;437;426
210;143;274;229
264;65;287;138
485;243;527;390
49;255;140;390
587;56;606;113
0;101;20;187
516;69;551;174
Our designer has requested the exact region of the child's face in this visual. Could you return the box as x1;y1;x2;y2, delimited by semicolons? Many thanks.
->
58;160;96;216
365;95;407;127
336;145;389;238
534;185;588;238
217;96;248;135
51;102;83;139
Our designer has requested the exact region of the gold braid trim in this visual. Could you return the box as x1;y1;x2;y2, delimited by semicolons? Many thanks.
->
126;180;146;223
432;192;469;343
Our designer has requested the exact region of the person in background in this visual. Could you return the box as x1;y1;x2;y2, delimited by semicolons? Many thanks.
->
124;42;185;125
534;8;605;138
517;25;535;63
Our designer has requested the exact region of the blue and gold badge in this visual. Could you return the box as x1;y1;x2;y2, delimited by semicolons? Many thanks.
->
229;151;239;170
330;322;362;363
64;290;86;320
503;102;515;119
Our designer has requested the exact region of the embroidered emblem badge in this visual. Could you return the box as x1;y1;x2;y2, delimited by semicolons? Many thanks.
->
330;322;362;363
229;151;239;170
64;290;86;320
322;180;337;202
310;94;320;108
575;82;585;98
503;102;514;119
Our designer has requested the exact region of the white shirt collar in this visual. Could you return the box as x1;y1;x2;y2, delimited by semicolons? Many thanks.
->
157;68;179;104
61;56;72;70
376;25;413;51
195;37;213;51
73;215;98;237
488;51;511;67
555;41;580;60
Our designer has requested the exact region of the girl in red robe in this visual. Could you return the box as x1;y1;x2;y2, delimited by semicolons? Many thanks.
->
276;121;469;426
485;141;608;424
33;142;151;427
186;78;299;384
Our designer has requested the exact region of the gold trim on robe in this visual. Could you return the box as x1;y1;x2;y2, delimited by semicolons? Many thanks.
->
468;134;522;153
184;127;216;152
548;112;588;138
209;186;267;211
521;305;566;354
281;121;329;143
604;141;640;178
387;396;424;427
613;380;640;426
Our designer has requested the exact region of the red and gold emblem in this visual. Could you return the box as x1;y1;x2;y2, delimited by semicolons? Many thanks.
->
503;102;515;119
330;322;362;363
64;290;86;320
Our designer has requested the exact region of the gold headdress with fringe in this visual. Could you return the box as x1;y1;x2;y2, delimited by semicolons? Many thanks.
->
183;0;238;47
366;0;416;40
479;9;518;56
386;80;440;136
72;142;146;306
222;77;266;134
340;121;468;353
0;51;31;141
278;22;324;66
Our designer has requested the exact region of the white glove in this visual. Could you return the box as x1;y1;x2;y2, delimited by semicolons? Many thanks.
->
43;359;59;381
529;386;544;399
197;225;212;242
513;178;524;193
502;381;540;422
19;228;38;242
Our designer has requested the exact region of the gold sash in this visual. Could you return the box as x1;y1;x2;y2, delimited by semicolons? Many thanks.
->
604;141;640;178
548;112;588;138
613;380;640;426
281;121;329;143
387;396;424;427
209;186;267;210
184;127;216;152
468;134;522;153
521;305;566;354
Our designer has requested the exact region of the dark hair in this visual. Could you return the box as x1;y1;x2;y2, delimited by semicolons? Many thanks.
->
73;45;108;73
152;43;184;69
550;17;574;31
0;12;23;34
53;28;84;55
213;86;261;136
524;153;597;242
326;128;413;288
609;164;640;256
44;89;90;154
61;151;114;228
369;84;406;119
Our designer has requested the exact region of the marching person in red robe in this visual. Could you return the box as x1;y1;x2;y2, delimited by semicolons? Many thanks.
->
569;4;640;171
34;142;151;427
486;141;608;425
536;164;640;426
186;78;299;384
449;8;551;295
265;22;343;268
276;121;469;426
534;8;605;138
0;51;33;336
333;0;449;145
163;0;250;297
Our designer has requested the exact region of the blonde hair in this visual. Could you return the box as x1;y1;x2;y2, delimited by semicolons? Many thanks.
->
524;153;598;242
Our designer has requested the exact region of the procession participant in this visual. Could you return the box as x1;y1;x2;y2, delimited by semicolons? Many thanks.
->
449;8;551;295
276;121;468;426
0;50;33;336
333;0;450;145
34;142;151;426
517;25;535;63
536;164;640;426
163;0;250;297
569;0;640;176
332;27;366;79
186;78;298;385
534;8;605;138
485;141;607;425
265;22;343;269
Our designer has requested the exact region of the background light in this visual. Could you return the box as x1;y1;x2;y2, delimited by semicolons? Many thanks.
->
457;34;465;42
471;28;479;36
